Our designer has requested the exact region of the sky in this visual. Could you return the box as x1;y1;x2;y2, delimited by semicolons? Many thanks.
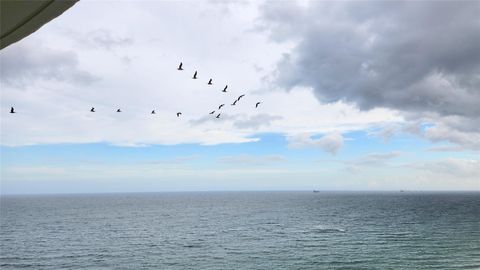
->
0;0;479;194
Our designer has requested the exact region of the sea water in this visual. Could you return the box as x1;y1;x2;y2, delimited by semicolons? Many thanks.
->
1;191;479;269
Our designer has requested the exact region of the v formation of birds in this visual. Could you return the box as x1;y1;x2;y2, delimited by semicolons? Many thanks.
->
8;62;262;118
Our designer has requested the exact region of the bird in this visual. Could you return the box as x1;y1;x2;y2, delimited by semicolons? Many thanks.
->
10;107;15;113
177;112;182;117
216;113;221;119
151;110;156;114
255;102;261;108
222;85;228;92
177;62;183;70
90;107;95;112
117;109;121;112
207;79;213;85
209;110;215;114
192;71;197;79
237;94;245;101
231;100;237;106
218;104;225;110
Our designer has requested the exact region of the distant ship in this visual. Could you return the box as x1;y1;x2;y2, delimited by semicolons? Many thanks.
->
313;190;320;193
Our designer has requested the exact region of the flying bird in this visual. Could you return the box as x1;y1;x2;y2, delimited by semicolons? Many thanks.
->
218;104;225;110
151;110;156;114
117;109;121;112
208;79;213;85
222;85;228;92
177;62;183;70
177;112;182;117
192;71;197;79
255;102;261;108
209;110;215;114
90;107;95;112
237;94;245;101
216;113;221;119
231;100;237;106
10;107;15;113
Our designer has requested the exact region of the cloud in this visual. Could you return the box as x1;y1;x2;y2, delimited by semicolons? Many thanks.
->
367;123;403;142
260;1;480;150
0;41;99;87
352;152;401;166
343;151;401;172
145;155;199;165
0;1;403;147
191;113;283;129
218;154;286;165
77;29;133;50
233;113;283;129
427;145;469;152
189;113;237;126
423;115;480;150
5;166;69;176
407;158;480;179
287;132;343;154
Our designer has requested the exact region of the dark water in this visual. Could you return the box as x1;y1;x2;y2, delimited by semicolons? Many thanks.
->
1;192;479;269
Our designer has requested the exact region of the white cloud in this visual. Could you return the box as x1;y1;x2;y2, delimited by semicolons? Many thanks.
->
342;151;401;173
233;113;283;129
219;154;286;165
0;0;402;147
408;158;480;179
287;132;343;154
75;29;133;50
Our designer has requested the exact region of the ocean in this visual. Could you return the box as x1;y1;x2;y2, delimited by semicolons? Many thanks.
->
1;191;479;269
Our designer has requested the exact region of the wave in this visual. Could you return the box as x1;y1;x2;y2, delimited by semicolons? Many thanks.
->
312;225;346;233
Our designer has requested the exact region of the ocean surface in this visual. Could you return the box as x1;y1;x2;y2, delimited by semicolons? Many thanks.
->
1;191;479;269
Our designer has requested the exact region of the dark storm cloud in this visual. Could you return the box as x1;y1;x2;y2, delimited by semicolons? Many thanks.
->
0;42;98;87
260;1;480;149
262;1;480;117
